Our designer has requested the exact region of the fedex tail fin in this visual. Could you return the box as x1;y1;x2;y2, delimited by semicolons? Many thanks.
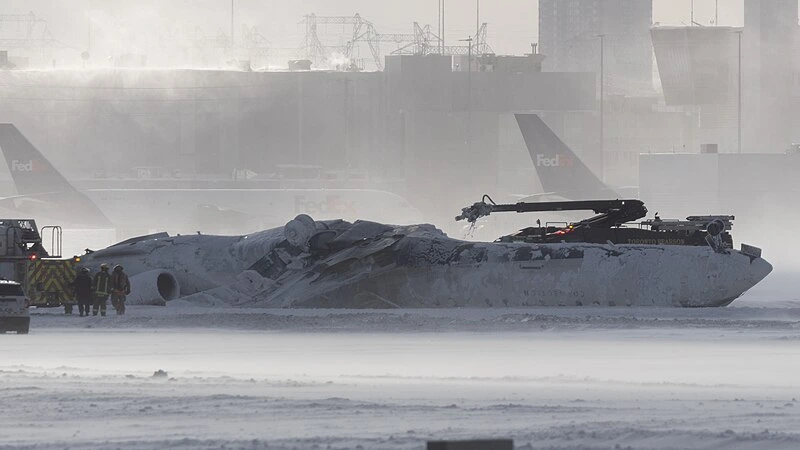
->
515;114;618;199
0;124;111;227
0;124;78;196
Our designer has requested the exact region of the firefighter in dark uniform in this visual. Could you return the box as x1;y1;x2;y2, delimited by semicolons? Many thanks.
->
92;263;111;316
73;267;93;317
111;265;131;315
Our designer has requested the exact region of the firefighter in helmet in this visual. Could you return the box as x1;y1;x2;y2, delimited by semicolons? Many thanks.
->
111;264;131;315
92;263;111;316
73;267;93;317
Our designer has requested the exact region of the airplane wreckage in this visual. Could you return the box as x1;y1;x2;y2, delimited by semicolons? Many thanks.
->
80;197;773;308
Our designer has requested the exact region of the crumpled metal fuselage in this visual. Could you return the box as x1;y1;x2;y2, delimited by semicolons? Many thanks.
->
81;218;773;308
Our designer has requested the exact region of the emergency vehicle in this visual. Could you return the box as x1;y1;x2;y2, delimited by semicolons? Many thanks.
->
0;280;28;333
0;219;80;314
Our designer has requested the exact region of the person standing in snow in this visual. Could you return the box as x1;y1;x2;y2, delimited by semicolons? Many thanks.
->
73;267;93;317
110;265;131;315
92;263;111;316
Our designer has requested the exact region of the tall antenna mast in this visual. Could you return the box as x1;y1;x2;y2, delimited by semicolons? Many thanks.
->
476;0;480;51
438;0;444;53
442;0;446;52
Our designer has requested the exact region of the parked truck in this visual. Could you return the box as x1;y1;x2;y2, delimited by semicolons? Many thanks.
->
0;219;79;314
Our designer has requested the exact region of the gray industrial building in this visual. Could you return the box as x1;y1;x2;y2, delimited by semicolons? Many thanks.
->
648;1;800;155
0;55;595;223
537;0;668;189
640;1;800;236
639;151;800;235
538;0;654;95
651;26;742;153
743;0;799;153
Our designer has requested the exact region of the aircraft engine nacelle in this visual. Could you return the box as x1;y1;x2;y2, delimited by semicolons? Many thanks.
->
127;270;181;306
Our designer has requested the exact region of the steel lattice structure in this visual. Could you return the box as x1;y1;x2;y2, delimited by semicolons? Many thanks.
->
299;13;493;71
0;12;55;50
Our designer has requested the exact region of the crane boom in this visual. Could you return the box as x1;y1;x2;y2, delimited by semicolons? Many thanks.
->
456;196;648;229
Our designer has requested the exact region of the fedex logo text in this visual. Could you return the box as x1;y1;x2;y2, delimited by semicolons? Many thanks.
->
295;195;357;216
11;159;41;172
535;154;574;168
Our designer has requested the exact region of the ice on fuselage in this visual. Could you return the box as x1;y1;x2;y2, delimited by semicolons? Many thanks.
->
80;214;772;308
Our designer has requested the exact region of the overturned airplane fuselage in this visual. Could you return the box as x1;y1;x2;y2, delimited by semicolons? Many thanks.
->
80;214;772;308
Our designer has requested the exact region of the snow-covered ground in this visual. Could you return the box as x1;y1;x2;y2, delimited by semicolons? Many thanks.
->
3;289;800;450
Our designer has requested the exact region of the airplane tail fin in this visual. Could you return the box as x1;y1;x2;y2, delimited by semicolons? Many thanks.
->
0;124;79;196
515;114;618;199
0;124;111;227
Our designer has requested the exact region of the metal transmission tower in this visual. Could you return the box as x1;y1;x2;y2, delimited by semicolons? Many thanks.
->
385;23;440;56
239;25;271;61
300;14;327;66
375;28;420;56
445;23;492;55
0;12;55;50
299;14;493;70
300;13;382;70
473;22;492;54
392;22;492;56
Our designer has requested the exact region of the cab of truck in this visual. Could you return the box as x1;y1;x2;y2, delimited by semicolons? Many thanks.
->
0;280;30;334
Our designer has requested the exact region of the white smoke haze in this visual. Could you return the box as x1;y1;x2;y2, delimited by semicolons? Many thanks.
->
1;0;750;70
1;1;799;448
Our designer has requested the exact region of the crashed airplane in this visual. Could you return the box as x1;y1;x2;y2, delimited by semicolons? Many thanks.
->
80;196;772;308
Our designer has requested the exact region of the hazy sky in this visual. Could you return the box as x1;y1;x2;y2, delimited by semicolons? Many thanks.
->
4;0;749;56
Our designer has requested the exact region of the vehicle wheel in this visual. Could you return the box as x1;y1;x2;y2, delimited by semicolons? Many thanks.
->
16;318;30;334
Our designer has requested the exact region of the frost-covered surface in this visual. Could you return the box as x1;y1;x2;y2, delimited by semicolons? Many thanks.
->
2;304;800;450
81;218;772;308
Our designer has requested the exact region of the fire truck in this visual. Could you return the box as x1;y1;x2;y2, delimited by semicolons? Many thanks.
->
0;219;81;314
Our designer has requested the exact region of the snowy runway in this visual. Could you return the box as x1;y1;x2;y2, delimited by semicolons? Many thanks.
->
2;307;800;449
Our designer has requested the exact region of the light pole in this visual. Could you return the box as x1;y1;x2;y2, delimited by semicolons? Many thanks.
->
736;30;742;153
598;34;605;157
441;0;446;53
460;36;473;150
438;0;443;53
465;37;472;111
476;0;480;50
